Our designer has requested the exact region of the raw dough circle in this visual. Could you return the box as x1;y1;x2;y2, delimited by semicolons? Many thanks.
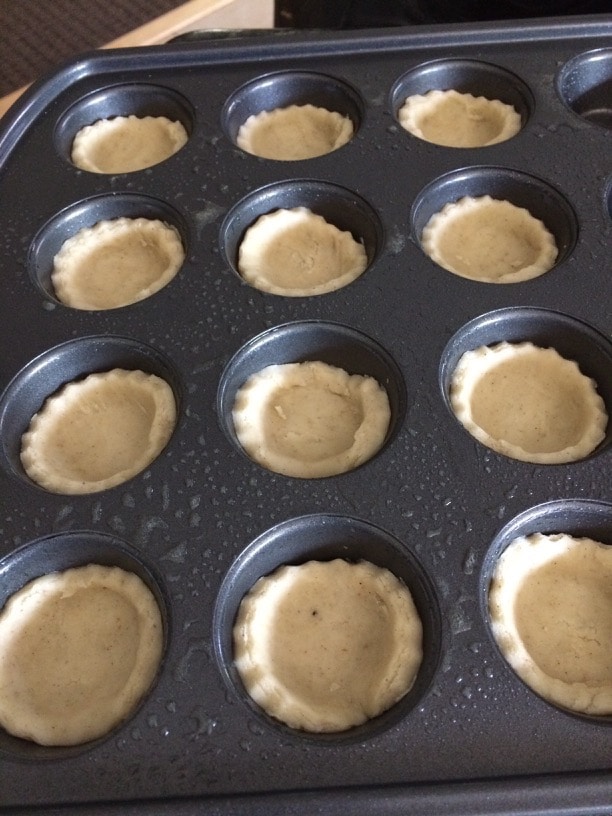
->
489;532;612;715
231;360;391;478
71;115;188;174
398;89;521;147
233;558;423;732
236;104;353;160
421;195;558;283
52;218;185;310
450;341;607;463
0;564;163;745
21;369;177;494
238;207;368;296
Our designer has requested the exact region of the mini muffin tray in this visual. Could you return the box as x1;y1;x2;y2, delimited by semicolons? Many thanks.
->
0;16;610;816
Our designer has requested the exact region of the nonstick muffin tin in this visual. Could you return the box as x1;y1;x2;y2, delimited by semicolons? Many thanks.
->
0;15;611;816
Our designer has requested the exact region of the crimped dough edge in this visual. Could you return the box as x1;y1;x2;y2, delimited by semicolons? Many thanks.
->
398;89;522;147
421;195;558;283
236;104;354;160
71;115;188;173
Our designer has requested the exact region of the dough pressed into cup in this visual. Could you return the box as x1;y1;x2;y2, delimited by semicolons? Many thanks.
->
398;89;521;147
236;104;353;160
238;207;368;296
71;115;188;174
233;558;423;732
232;360;391;478
21;368;177;494
421;195;558;283
489;532;612;715
52;217;184;310
0;563;163;746
450;341;607;464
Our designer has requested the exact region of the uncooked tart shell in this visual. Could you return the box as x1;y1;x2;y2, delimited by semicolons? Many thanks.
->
0;563;163;746
234;558;423;732
71;115;188;174
52;217;184;310
450;341;607;463
489;532;612;715
398;89;522;147
236;104;353;160
421;195;558;283
232;360;391;478
21;368;177;494
238;207;368;296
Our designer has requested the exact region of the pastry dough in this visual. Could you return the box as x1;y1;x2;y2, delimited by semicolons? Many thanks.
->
398;90;521;147
232;361;390;478
21;369;176;494
489;532;612;715
234;558;423;732
236;104;353;160
52;218;184;310
421;195;557;283
71;115;188;173
0;564;163;745
450;341;607;463
238;207;367;296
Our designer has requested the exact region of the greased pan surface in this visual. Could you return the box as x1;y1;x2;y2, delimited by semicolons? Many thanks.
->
0;17;610;815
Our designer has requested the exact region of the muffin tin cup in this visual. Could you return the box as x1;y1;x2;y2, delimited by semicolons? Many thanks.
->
439;306;612;455
222;70;363;153
557;48;612;130
29;193;190;305
0;531;170;761
54;83;195;170
217;320;406;469
220;179;383;289
480;499;612;722
390;58;533;140
411;166;578;276
213;513;442;744
0;335;183;489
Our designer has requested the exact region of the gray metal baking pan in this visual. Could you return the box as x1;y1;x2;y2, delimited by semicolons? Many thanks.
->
0;15;610;816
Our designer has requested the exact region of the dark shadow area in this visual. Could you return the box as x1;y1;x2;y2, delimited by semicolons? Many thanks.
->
276;0;610;28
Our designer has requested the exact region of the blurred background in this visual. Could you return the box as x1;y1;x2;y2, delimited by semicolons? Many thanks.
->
277;0;609;28
1;0;609;103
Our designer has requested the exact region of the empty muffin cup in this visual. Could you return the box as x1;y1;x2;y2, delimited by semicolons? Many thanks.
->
0;531;168;758
217;321;405;478
0;336;181;493
482;500;612;718
213;514;441;742
558;48;612;130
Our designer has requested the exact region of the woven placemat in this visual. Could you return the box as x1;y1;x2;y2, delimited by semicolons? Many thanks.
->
0;0;186;96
